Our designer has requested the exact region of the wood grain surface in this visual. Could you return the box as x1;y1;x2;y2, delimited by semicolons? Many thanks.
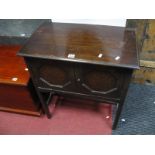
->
0;45;29;86
19;22;139;69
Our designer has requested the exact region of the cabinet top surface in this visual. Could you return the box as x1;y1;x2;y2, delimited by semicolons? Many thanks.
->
19;22;139;69
0;45;29;86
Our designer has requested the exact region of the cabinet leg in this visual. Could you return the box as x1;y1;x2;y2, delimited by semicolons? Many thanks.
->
112;103;123;130
37;91;52;119
112;72;132;130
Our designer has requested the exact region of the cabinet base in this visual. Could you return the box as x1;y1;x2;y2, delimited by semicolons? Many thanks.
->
0;106;41;116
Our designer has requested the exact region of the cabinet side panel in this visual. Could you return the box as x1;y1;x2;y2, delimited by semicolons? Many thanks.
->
0;83;41;116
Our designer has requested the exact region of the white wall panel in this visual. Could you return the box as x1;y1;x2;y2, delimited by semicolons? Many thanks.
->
52;19;126;27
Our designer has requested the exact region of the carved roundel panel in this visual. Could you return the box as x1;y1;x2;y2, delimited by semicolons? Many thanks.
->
39;65;68;86
84;71;118;92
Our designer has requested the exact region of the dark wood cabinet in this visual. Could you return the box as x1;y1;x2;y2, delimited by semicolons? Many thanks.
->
26;58;131;101
19;21;139;129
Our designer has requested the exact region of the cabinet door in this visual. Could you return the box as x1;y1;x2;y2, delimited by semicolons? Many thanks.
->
75;63;125;100
26;58;76;92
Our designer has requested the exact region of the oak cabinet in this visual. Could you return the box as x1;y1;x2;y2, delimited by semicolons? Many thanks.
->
19;21;139;129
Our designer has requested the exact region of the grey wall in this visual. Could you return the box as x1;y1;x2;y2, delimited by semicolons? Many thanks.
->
0;19;51;37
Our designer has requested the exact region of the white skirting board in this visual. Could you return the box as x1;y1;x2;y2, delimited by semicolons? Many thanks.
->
51;19;126;27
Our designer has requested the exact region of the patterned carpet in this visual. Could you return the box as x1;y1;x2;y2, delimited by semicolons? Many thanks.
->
0;97;112;135
0;83;155;135
113;83;155;135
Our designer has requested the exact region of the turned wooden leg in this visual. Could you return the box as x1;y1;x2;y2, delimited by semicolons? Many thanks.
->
112;71;133;130
112;103;124;130
37;90;52;118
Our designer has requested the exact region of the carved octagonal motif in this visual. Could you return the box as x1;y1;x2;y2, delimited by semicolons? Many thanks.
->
84;70;119;94
39;64;71;88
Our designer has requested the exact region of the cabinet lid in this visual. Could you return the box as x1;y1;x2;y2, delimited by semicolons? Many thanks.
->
18;22;139;69
0;45;29;86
